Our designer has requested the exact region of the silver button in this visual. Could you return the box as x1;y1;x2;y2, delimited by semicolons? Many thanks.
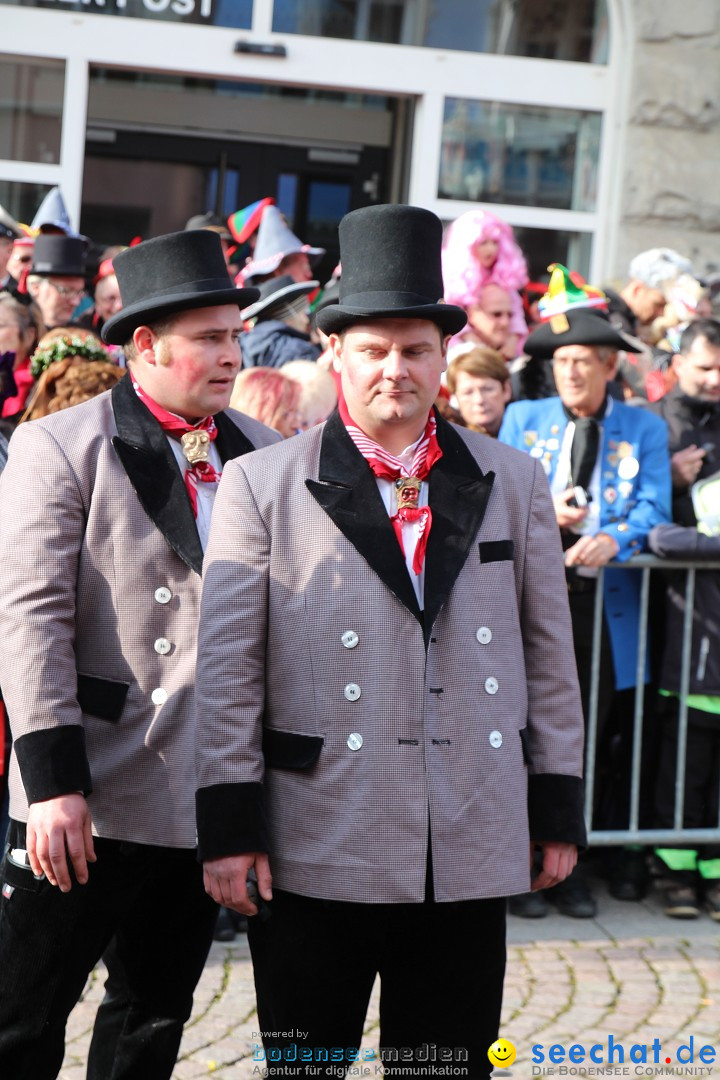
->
154;637;171;655
476;626;492;645
344;683;361;702
489;730;503;748
341;631;359;650
347;733;363;751
485;676;499;695
154;587;172;605
151;687;168;706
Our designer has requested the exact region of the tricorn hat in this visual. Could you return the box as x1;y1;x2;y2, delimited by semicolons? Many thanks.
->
31;234;87;277
314;204;467;337
242;206;325;283
524;307;642;360
242;274;319;322
102;230;259;346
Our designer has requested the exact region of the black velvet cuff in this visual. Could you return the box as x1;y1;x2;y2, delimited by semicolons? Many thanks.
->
195;782;269;862
528;774;587;849
13;726;92;803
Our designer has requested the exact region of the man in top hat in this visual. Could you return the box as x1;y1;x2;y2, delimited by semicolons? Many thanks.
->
194;203;586;1078
26;233;88;329
0;230;280;1079
240;204;325;285
241;274;322;368
499;289;671;914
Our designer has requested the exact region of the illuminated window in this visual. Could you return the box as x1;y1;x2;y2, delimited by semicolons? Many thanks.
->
440;98;602;213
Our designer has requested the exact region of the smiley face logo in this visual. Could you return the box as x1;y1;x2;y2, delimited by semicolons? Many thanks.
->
488;1038;516;1068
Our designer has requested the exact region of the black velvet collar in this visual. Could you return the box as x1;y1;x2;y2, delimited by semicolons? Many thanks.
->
111;374;256;575
306;409;495;640
306;409;422;621
424;415;495;638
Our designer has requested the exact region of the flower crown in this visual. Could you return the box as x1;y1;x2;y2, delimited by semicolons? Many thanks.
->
30;335;112;378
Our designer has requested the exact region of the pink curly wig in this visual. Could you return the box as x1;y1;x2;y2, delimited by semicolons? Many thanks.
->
442;210;528;309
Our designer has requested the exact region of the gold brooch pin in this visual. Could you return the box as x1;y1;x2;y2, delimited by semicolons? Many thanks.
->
180;430;211;464
394;477;422;510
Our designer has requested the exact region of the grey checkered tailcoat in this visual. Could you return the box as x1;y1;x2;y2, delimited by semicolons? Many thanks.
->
0;375;279;848
195;411;587;902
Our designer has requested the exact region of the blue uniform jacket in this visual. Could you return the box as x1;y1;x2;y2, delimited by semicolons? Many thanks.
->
499;396;671;689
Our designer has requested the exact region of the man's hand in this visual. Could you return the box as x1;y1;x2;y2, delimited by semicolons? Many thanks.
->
26;793;96;892
671;445;706;489
530;841;578;892
564;531;619;568
203;852;272;916
553;488;589;530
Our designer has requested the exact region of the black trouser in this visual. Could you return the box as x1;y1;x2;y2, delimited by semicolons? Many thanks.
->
655;697;720;870
0;821;218;1080
247;889;507;1080
567;581;616;747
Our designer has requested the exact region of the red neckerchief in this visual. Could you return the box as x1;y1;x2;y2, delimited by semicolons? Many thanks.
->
133;379;221;517
338;397;442;575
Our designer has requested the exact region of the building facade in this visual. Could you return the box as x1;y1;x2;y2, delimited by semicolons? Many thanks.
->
0;0;717;284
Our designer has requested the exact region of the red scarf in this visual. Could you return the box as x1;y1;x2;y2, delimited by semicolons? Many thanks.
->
339;398;442;575
133;380;221;517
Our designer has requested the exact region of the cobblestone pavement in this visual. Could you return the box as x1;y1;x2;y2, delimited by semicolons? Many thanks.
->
59;880;720;1079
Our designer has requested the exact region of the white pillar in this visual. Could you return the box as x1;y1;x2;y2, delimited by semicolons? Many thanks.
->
58;55;89;234
251;0;273;35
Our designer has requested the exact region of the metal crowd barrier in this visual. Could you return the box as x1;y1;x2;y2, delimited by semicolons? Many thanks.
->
584;554;720;846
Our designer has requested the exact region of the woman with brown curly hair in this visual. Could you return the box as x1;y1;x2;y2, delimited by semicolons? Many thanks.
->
21;328;123;422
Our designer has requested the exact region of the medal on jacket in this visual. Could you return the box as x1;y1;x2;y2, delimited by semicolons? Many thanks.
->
180;430;211;464
394;476;422;510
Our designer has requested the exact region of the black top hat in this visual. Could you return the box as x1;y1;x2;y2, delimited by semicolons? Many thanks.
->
102;231;259;346
314;204;467;337
242;274;319;322
31;234;87;277
524;308;643;360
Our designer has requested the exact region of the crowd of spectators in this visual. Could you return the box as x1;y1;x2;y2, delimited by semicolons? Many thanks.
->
0;188;719;927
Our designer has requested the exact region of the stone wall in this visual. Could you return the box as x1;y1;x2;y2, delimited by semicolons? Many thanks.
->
613;0;720;279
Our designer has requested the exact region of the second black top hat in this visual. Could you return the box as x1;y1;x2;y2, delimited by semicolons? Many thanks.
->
314;204;467;337
102;230;259;345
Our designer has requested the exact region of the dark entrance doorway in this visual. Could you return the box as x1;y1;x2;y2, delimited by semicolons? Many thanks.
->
83;124;392;283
